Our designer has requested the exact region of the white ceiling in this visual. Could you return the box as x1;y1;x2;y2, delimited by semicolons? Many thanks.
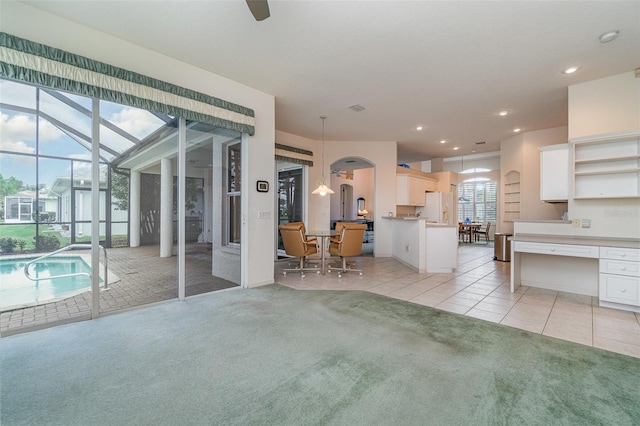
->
24;1;640;163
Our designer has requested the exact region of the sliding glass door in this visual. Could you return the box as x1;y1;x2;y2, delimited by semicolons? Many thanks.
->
277;163;304;252
0;78;242;334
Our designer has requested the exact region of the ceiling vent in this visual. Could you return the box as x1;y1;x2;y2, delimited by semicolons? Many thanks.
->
349;104;366;112
475;141;487;145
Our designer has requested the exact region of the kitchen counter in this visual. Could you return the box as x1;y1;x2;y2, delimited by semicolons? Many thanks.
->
381;216;419;220
386;217;458;273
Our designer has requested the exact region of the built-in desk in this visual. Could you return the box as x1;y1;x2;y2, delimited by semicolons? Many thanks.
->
511;234;640;313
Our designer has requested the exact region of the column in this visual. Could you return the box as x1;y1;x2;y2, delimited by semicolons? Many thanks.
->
130;170;141;247
160;158;173;258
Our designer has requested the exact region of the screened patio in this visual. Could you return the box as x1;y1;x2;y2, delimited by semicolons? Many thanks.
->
0;32;255;334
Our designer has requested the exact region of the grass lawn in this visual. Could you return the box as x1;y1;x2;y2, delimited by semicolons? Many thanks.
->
0;222;128;252
1;223;73;252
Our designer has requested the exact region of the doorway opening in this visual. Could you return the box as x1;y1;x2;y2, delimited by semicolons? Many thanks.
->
276;162;305;255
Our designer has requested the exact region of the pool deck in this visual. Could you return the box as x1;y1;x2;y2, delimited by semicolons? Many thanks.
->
1;244;238;335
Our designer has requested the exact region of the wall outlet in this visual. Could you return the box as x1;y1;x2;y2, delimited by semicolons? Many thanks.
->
572;219;580;228
405;244;410;252
581;219;591;228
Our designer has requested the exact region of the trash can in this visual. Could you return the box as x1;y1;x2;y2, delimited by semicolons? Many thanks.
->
494;233;512;262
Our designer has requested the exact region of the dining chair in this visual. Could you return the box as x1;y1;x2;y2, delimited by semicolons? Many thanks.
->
286;221;317;247
329;222;347;245
474;221;491;243
327;223;367;278
279;223;319;278
459;222;471;243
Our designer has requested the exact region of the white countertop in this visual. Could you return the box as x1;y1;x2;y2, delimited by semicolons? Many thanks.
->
512;233;640;249
381;216;419;220
513;220;572;224
380;216;456;228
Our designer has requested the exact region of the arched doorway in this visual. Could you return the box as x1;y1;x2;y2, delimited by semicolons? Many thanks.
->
329;157;375;255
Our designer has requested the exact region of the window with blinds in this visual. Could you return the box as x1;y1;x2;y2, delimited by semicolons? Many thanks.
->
457;180;497;223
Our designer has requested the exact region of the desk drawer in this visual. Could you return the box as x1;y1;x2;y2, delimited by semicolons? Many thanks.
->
514;241;599;258
600;247;640;262
599;274;640;305
600;259;640;277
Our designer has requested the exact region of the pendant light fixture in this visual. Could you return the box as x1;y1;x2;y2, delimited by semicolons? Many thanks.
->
312;116;335;196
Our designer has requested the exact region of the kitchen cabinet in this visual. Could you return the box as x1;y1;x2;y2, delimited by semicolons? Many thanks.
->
397;167;439;206
396;175;426;206
540;144;569;202
397;175;425;206
599;247;640;312
571;130;640;199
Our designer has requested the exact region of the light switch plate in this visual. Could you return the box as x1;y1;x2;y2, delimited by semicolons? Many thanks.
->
581;219;591;228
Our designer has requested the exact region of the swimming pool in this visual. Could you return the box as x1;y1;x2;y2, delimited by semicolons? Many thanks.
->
0;256;104;311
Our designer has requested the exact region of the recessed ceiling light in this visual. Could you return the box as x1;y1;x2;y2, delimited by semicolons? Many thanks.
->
599;30;619;43
453;147;459;151
513;128;522;133
498;110;509;116
439;140;446;144
562;66;580;74
416;126;423;131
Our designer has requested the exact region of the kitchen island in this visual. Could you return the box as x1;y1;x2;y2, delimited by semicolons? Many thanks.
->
382;216;458;273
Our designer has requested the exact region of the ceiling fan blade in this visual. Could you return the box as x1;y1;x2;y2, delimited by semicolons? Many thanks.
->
246;0;270;21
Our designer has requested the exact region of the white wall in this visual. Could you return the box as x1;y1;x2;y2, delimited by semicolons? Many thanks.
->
499;126;569;233
567;72;640;239
568;71;640;139
3;2;276;287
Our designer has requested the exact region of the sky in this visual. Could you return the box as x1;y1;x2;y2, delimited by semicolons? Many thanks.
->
0;79;167;189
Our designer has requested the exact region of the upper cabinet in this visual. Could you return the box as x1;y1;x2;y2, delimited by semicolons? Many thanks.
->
571;130;640;199
396;167;439;206
397;175;427;206
540;144;569;202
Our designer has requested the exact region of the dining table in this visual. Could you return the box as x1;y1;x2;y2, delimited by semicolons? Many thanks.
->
459;222;482;243
306;230;337;274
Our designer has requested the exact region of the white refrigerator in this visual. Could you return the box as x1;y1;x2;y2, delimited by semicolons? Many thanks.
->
416;192;456;225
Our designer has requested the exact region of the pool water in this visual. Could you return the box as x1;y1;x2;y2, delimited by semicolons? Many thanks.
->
0;256;103;311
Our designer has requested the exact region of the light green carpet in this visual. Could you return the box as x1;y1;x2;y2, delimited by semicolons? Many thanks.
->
1;284;639;425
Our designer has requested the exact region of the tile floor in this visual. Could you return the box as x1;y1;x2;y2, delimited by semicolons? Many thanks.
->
275;244;640;359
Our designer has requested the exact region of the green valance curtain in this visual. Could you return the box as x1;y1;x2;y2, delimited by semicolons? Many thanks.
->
0;32;255;135
275;143;314;166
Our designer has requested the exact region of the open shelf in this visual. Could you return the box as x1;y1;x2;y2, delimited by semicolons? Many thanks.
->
571;131;640;199
504;170;520;221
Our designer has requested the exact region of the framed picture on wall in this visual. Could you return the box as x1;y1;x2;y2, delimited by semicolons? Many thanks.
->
256;180;269;192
